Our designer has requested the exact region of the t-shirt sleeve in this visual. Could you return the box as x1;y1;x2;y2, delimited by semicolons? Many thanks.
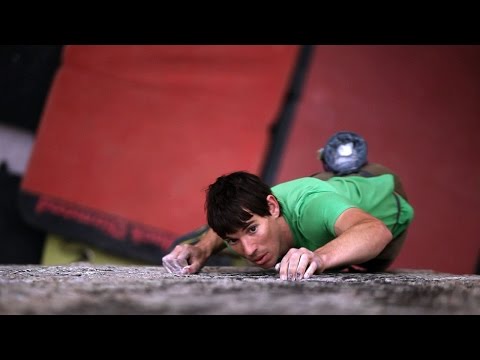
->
300;192;357;240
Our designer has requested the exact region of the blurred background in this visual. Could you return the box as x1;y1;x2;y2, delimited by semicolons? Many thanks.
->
1;45;479;274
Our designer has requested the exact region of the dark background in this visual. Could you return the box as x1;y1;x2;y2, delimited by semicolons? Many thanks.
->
0;45;63;263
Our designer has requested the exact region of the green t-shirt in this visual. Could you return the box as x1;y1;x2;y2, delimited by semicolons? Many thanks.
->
271;175;414;251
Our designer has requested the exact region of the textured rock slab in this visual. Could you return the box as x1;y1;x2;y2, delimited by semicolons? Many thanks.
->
0;264;479;314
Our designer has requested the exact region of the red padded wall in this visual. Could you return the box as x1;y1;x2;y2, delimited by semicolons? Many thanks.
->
21;45;299;253
277;45;480;274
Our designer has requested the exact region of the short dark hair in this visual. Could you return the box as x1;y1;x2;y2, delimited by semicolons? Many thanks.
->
205;171;273;239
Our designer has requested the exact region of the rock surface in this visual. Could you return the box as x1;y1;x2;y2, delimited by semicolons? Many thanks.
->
1;264;479;314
